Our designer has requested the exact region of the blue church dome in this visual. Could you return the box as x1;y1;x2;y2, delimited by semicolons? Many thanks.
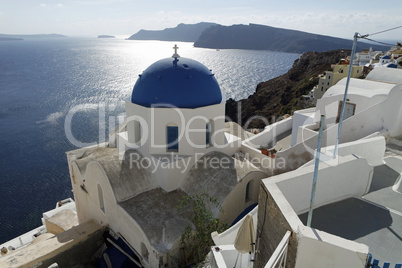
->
131;57;222;109
386;63;398;68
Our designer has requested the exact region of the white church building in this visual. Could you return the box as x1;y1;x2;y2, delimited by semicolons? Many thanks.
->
66;47;267;267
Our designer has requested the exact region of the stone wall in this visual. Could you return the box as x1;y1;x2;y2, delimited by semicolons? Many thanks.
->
254;182;298;268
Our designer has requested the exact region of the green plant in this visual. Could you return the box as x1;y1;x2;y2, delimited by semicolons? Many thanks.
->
176;192;229;267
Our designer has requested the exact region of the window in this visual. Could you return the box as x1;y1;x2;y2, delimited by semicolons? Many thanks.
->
210;120;215;146
245;181;252;202
206;122;211;146
98;184;105;213
321;86;323;91
134;120;141;143
166;125;179;152
357;69;359;73
206;120;214;146
141;243;149;262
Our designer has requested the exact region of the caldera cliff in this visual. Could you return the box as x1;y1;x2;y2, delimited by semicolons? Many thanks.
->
225;49;365;128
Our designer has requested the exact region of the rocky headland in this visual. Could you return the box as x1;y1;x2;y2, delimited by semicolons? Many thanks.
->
127;22;388;54
98;35;115;38
127;22;218;42
194;23;387;53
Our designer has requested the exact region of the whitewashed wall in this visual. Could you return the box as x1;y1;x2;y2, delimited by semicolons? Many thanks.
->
295;227;368;268
291;109;315;146
69;157;159;268
243;117;293;149
274;155;373;214
262;155;371;267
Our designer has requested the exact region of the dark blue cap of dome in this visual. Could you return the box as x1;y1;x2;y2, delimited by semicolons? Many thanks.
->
131;57;222;108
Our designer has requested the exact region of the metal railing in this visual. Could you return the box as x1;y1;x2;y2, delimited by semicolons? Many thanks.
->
265;231;291;268
366;253;402;268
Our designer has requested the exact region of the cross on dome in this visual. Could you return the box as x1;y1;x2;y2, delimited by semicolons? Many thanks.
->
172;44;180;58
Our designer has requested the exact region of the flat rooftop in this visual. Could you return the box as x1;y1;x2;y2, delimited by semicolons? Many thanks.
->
299;164;402;265
119;188;192;253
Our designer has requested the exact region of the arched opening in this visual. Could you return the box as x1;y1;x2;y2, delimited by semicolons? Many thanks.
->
206;122;211;146
97;184;105;213
245;180;252;202
141;243;149;262
206;119;214;147
166;123;179;152
134;120;141;143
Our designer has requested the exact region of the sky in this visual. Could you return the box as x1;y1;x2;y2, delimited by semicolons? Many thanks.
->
1;0;402;40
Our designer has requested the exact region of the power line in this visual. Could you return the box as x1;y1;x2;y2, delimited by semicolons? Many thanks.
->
367;25;402;37
360;37;395;47
355;25;402;46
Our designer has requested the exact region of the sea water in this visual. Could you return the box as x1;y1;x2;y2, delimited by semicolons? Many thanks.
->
0;37;299;243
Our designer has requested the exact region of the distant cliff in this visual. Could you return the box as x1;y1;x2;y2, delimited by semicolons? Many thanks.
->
194;24;387;53
127;22;219;42
225;49;355;128
0;33;66;39
0;37;23;41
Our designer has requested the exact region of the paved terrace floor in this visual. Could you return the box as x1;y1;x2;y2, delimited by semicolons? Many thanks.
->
299;164;402;265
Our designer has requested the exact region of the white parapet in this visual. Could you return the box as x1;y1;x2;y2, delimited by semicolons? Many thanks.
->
211;205;258;246
261;155;372;267
385;156;402;193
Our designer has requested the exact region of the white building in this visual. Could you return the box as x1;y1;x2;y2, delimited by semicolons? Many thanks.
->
353;47;382;66
371;55;399;69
